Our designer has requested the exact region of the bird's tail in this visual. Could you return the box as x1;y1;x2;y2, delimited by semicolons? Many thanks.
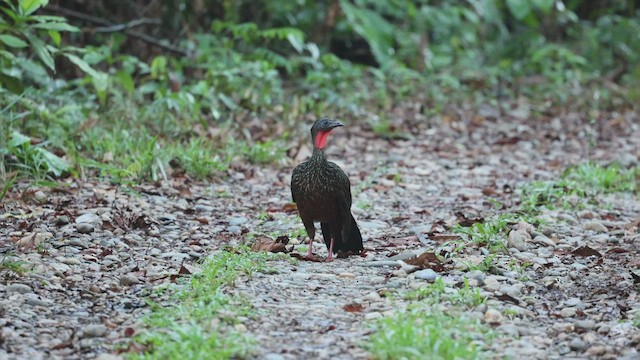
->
339;214;363;254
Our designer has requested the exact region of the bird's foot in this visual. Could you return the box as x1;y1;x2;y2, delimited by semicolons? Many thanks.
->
305;254;319;261
324;254;334;262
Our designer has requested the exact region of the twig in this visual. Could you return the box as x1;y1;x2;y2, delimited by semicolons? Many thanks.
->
45;5;189;57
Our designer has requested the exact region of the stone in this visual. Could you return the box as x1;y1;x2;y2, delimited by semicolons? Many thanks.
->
483;308;503;324
414;269;438;282
228;217;248;226
75;213;102;225
508;230;530;251
532;235;555;247
76;223;94;234
56;215;70;226
34;190;47;204
483;276;501;292
574;319;596;331
120;274;140;286
560;307;577;318
83;324;108;338
582;221;607;233
7;283;33;294
568;337;587;351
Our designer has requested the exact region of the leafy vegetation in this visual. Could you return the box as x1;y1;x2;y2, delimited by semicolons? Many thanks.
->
366;305;491;360
519;162;639;213
130;248;286;360
1;0;639;186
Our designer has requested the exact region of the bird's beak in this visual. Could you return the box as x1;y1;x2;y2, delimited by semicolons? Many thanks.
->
330;120;344;129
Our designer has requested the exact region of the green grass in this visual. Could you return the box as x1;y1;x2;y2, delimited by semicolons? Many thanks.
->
366;306;489;360
0;256;29;275
518;162;638;214
129;248;287;360
451;214;517;253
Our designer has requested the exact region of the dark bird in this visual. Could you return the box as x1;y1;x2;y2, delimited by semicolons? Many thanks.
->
291;118;364;261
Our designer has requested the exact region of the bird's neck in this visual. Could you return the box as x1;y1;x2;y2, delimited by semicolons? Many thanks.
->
311;147;327;166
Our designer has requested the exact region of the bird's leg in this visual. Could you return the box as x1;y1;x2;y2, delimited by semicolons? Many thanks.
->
325;237;335;262
307;237;315;260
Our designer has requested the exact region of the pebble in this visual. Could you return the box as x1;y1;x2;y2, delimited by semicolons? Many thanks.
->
7;283;33;294
560;307;577;318
364;312;382;320
228;226;242;234
338;272;355;279
83;324;107;338
24;295;50;307
483;308;503;324
574;319;596;331
60;257;82;265
569;337;587;351
228;217;248;226
34;190;47;204
483;276;501;292
56;215;70;226
76;213;102;224
95;354;124;360
508;230;530;251
120;274;140;286
532;235;555;247
582;221;608;233
585;345;607;356
467;270;486;283
564;297;585;309
77;223;95;234
414;269;439;282
263;354;286;360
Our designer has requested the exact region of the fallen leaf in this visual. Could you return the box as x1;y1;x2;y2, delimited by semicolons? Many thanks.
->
571;246;602;257
251;236;288;253
342;303;364;313
404;252;446;272
496;293;521;305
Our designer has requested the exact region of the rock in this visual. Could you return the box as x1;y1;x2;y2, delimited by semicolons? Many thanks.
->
483;308;503;324
582;221;607;233
24;294;50;307
467;270;486;283
338;272;355;279
483;276;501;292
56;215;70;226
564;297;585;309
263;354;286;360
7;283;33;294
560;307;577;318
508;230;530;251
76;223;94;234
514;221;535;234
120;274;140;286
95;354;124;360
363;292;381;301
83;324;107;338
364;312;382;320
75;213;102;225
568;337;587;351
414;269;438;282
532;235;555;247
228;225;242;234
557;214;578;224
34;190;47;204
228;217;248;226
496;324;520;336
585;345;607;356
60;257;81;266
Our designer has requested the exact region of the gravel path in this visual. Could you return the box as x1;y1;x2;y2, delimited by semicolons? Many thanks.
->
1;109;639;359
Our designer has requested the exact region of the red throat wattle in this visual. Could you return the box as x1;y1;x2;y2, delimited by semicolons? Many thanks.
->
315;130;331;149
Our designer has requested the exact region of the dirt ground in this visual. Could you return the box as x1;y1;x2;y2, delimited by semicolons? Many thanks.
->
1;105;639;359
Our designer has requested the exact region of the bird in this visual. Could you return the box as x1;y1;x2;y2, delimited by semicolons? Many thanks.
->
290;118;364;261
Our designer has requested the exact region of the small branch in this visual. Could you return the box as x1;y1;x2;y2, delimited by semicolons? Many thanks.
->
95;18;161;33
45;5;189;57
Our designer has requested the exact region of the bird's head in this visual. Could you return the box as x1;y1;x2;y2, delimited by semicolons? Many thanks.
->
310;118;343;150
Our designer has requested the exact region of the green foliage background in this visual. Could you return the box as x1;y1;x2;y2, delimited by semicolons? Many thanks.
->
1;0;639;182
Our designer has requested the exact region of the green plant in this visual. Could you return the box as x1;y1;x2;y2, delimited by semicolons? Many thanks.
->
450;278;486;308
131;247;284;359
366;306;489;360
0;256;29;275
452;214;513;252
403;278;446;302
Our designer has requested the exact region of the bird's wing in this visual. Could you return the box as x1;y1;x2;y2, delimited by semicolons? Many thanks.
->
290;162;307;203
